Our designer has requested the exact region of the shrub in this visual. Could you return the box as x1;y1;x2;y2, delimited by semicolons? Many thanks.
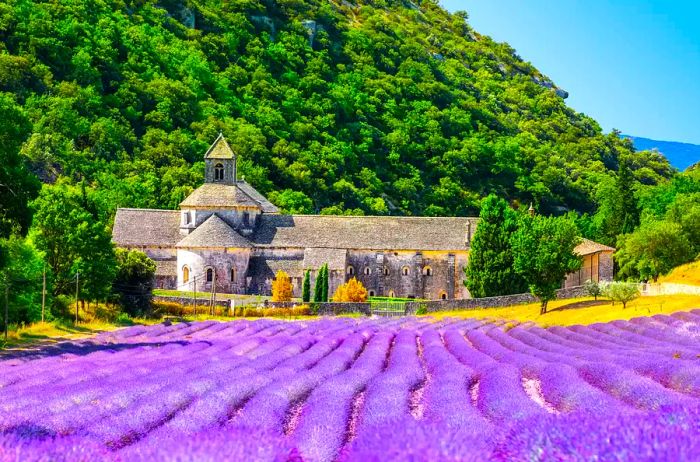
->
332;277;368;302
152;300;187;316
584;279;602;300
271;270;293;302
603;282;640;309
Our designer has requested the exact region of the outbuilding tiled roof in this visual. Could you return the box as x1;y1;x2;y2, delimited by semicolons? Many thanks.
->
113;209;182;247
176;215;252;249
575;238;615;255
251;215;478;251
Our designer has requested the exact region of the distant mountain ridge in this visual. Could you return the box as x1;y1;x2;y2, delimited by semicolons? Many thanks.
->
622;135;700;171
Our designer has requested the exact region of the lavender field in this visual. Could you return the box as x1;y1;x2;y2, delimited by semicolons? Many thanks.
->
2;314;700;461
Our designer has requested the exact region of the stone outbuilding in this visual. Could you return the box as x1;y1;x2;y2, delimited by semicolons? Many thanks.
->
112;135;614;300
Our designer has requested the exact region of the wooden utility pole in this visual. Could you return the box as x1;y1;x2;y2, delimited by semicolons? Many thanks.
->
41;265;46;323
4;284;8;341
75;271;80;324
193;276;197;317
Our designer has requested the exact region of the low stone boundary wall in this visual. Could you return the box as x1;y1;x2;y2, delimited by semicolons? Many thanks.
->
154;286;591;317
153;295;230;308
267;301;371;316
640;283;700;296
404;286;589;314
152;296;372;316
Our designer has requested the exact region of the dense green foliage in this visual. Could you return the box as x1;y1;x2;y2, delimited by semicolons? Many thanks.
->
0;94;41;238
0;235;46;325
114;248;157;315
1;0;672;220
615;169;700;281
31;184;116;299
512;215;582;314
465;194;527;297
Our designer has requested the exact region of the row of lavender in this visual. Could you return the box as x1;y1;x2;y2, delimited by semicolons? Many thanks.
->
1;312;700;461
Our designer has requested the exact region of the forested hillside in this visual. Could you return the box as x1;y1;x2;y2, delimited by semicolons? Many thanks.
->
1;0;673;221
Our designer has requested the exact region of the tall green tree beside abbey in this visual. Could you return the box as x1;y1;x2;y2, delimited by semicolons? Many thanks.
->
512;215;582;314
465;195;527;297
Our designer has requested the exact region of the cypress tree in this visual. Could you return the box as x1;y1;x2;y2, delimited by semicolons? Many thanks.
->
321;264;329;302
302;270;311;303
465;194;528;297
313;267;323;303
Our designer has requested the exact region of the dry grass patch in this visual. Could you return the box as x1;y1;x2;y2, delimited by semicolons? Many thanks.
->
659;260;700;286
426;295;700;327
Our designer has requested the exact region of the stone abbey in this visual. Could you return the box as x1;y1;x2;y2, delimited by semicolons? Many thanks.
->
112;135;614;300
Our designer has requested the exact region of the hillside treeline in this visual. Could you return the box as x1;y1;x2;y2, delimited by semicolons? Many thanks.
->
0;0;693;326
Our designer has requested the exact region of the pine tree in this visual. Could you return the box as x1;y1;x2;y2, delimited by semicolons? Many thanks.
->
465;195;528;297
302;270;311;303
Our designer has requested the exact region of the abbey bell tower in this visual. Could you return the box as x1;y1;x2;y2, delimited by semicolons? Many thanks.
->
204;133;237;185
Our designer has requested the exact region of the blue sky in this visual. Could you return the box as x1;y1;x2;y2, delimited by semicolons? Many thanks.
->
441;1;700;144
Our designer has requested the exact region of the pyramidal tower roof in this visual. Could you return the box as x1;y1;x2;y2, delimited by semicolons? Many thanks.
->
204;133;235;159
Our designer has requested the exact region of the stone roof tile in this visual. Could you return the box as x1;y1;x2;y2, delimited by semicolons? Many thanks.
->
251;215;478;251
204;133;235;159
112;209;182;247
575;238;615;255
176;215;252;249
179;183;260;208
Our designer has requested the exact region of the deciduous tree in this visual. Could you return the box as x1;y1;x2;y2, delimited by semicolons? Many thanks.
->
114;248;156;316
512;215;582;314
332;277;368;302
271;270;293;302
615;220;691;282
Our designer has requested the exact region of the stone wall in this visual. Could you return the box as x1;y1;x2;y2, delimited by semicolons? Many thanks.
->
267;301;371;316
640;283;700;296
404;285;589;314
177;248;252;294
346;250;469;300
153;295;230;308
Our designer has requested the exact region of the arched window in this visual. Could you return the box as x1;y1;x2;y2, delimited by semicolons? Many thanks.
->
368;290;375;297
206;268;214;283
182;266;190;284
347;265;355;275
364;267;371;275
230;268;236;282
214;163;224;181
383;267;390;276
388;290;396;298
440;292;448;300
423;266;433;276
402;266;410;276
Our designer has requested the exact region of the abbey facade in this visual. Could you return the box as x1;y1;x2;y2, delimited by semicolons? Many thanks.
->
112;135;614;300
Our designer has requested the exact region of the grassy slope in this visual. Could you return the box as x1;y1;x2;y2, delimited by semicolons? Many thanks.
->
659;260;700;286
426;295;700;327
